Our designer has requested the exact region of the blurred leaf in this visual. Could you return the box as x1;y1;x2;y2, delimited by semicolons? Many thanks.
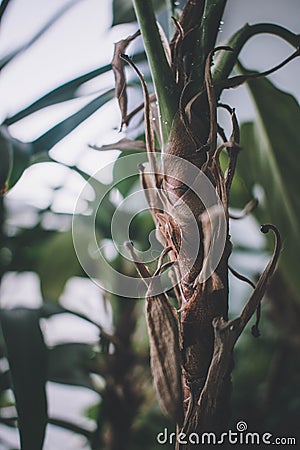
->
0;327;10;393
0;308;48;450
0;0;83;70
31;89;115;153
5;69;110;126
4;52;146;126
91;137;147;152
40;302;102;332
112;0;164;26
0;0;10;22
75;167;115;237
37;231;83;300
0;126;33;194
0;127;12;193
0;368;10;393
238;72;300;301
48;343;96;390
113;150;145;196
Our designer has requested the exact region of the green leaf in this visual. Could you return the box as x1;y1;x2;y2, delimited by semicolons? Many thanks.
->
113;150;145;197
0;127;12;193
4;68;110;126
31;89;115;154
0;126;33;194
238;74;300;301
132;0;179;143
48;343;96;390
36;231;83;300
4;52;146;126
75;167;115;238
0;308;48;450
112;0;164;26
193;0;226;86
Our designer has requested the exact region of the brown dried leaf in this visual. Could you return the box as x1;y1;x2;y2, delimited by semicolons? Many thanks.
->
156;21;172;67
238;224;281;333
89;137;146;152
121;54;160;187
125;242;184;425
146;285;184;426
112;30;141;129
216;48;300;92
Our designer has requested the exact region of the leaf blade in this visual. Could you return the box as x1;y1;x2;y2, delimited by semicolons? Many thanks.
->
0;308;48;450
238;73;300;300
31;89;115;153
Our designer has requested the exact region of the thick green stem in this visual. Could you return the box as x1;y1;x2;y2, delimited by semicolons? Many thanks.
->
132;0;179;146
213;23;300;84
192;0;227;87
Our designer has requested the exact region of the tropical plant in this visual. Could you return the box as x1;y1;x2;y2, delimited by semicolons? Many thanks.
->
0;1;299;449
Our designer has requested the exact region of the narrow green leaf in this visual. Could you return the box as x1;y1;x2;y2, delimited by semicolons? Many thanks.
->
238;74;300;301
193;0;227;86
0;127;13;193
0;308;48;450
0;126;33;194
132;0;179;143
4;52;146;126
31;89;115;154
4;68;110;126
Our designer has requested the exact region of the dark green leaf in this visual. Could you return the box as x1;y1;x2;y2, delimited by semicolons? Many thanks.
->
48;343;96;390
238;73;300;301
4;68;111;126
0;126;33;194
4;53;146;126
39;302;102;332
0;0;11;22
31;89;115;154
0;308;48;450
0;127;12;193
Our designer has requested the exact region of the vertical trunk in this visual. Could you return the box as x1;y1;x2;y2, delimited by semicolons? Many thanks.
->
99;299;142;450
161;105;233;439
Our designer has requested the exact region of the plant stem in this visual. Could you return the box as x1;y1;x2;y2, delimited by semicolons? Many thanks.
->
132;0;179;146
192;0;227;87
